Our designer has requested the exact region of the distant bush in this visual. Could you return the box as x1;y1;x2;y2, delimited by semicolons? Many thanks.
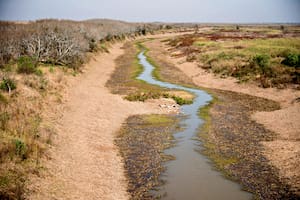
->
0;77;16;92
165;25;173;29
99;43;110;53
89;38;98;52
17;56;37;74
281;53;300;68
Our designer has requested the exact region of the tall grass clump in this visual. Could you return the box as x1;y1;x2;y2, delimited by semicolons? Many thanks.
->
0;77;16;92
17;56;37;74
251;54;272;76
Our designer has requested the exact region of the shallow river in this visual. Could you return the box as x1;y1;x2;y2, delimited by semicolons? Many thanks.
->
137;51;252;200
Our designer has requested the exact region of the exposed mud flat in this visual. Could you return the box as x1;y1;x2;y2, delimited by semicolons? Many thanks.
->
115;115;179;200
200;89;300;199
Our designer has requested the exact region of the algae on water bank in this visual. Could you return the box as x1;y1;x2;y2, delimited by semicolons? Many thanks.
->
136;50;252;200
105;42;194;105
197;89;299;199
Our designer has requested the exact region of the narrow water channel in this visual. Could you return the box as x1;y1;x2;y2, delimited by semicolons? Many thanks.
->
137;51;252;200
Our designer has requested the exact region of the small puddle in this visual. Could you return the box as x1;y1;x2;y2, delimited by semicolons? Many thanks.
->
137;51;252;200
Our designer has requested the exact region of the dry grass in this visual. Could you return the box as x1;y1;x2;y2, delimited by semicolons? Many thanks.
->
0;64;73;199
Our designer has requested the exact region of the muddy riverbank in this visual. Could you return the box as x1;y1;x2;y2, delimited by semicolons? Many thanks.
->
199;89;299;199
106;39;299;199
115;115;179;199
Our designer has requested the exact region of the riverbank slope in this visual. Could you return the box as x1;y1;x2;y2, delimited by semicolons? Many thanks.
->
27;42;179;199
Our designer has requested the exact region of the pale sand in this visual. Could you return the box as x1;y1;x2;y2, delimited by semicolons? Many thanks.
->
28;43;178;200
144;36;300;191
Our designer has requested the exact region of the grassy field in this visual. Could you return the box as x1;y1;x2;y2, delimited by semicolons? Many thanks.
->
166;26;300;88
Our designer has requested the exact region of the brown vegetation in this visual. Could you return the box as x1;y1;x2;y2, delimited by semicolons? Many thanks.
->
0;66;69;199
0;19;168;199
0;19;164;70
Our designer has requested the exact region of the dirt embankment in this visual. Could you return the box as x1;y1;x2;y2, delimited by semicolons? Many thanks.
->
27;42;178;200
143;36;300;197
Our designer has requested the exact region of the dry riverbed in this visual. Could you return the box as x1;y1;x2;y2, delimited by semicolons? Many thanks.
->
27;31;299;199
27;42;179;200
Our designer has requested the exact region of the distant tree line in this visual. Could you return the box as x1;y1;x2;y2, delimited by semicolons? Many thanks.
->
0;19;164;69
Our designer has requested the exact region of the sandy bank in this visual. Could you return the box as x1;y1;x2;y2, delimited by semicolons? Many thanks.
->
28;42;178;200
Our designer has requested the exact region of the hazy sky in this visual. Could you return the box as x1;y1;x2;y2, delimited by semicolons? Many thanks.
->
0;0;299;23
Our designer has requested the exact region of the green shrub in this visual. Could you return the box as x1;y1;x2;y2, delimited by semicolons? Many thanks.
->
35;69;43;76
252;54;270;69
89;39;98;52
125;91;162;102
281;53;300;67
14;139;27;160
100;43;110;53
17;56;37;74
125;91;193;105
0;77;16;92
251;54;273;76
171;96;193;105
105;33;113;41
49;66;55;73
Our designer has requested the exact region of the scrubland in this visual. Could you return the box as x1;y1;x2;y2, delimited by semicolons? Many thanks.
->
166;25;300;88
0;19;170;199
1;21;299;199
